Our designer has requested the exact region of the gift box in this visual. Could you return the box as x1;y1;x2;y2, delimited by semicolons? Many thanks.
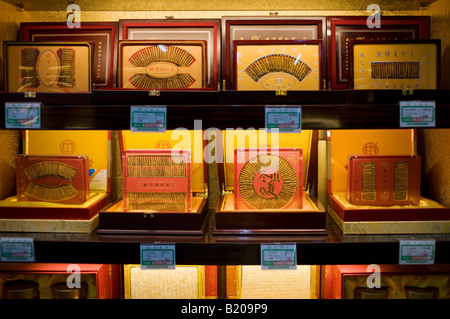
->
349;39;441;90
0;130;111;233
231;40;324;91
4;41;93;93
327;129;450;234
117;40;207;90
323;264;450;299
0;263;122;299
214;129;326;234
98;130;209;235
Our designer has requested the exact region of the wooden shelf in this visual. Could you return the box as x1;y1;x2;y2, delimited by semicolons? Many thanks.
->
1;90;450;130
1;216;450;265
1;89;449;266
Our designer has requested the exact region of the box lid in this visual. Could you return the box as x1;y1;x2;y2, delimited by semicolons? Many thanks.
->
23;130;111;193
329;129;416;194
119;130;207;193
219;129;317;193
4;41;93;93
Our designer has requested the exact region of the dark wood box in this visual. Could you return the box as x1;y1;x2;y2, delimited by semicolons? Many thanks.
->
119;19;221;90
222;16;326;90
327;16;430;90
20;22;119;89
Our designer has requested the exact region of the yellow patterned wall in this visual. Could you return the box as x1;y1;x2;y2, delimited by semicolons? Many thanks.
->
417;0;450;208
0;2;24;199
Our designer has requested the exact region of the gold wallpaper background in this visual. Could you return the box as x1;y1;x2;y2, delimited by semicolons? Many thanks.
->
0;0;449;207
1;0;433;12
417;0;450;208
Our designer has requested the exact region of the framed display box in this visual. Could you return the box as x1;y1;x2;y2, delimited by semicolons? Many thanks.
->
119;19;220;90
323;265;450;299
4;42;92;93
232;40;323;91
222;16;326;90
0;263;122;299
349;39;441;90
327;129;450;234
19;22;118;89
214;129;326;235
326;16;430;90
97;130;209;235
117;40;207;90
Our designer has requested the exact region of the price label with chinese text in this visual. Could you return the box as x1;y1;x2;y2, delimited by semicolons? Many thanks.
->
400;101;436;127
261;243;297;270
140;244;175;269
5;103;41;129
399;240;435;265
265;107;301;133
131;106;166;132
0;238;35;262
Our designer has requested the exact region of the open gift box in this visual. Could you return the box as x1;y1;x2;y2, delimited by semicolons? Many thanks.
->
327;129;450;234
123;264;218;299
323;264;450;299
225;265;321;299
0;130;111;233
97;130;209;235
214;129;326;234
0;263;121;299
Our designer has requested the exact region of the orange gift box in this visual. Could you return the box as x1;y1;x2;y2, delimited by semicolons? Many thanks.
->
0;263;122;299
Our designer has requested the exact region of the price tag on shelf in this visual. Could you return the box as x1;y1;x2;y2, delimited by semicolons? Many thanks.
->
130;106;167;132
265;106;302;133
399;240;435;265
5;102;41;129
400;101;436;127
260;243;297;270
0;238;35;262
140;243;175;269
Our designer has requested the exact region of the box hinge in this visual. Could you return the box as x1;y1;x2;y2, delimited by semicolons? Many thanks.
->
24;91;36;98
149;90;160;97
402;88;414;96
221;183;233;195
194;183;209;198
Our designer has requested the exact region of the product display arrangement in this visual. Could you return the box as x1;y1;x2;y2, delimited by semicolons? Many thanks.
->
0;1;449;301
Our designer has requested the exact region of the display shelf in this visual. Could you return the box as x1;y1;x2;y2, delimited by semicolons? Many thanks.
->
1;90;450;130
1;217;450;265
1;89;449;266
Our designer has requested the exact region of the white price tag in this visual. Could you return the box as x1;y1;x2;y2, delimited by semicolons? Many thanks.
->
400;101;436;127
5;102;41;129
140;244;175;269
0;238;35;262
130;106;166;132
399;240;435;265
265;106;301;133
260;243;297;270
